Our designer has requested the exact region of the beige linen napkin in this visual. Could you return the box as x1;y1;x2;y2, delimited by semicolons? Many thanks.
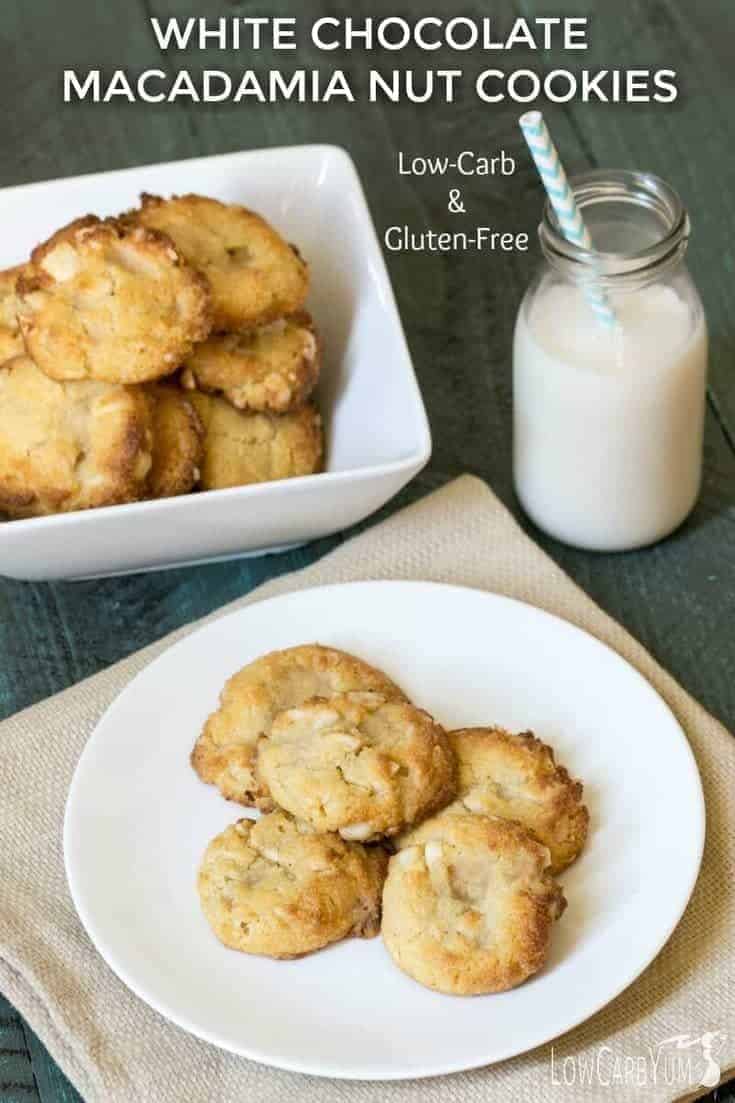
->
0;476;733;1103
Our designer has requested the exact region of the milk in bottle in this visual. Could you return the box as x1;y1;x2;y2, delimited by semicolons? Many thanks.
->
513;171;708;551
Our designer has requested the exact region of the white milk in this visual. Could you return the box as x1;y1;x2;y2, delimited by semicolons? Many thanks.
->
513;281;708;551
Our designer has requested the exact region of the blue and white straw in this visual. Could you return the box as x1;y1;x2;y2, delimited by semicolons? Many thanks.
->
520;111;617;330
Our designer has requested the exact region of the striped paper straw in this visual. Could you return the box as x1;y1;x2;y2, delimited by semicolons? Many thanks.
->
519;111;617;330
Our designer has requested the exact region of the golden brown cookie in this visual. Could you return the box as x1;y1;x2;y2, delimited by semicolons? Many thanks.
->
146;384;204;499
197;812;388;958
180;313;320;414
0;355;153;518
191;645;406;809
17;216;211;384
444;727;589;873
188;392;323;491
384;813;566;995
259;692;457;841
0;266;26;363
132;193;309;331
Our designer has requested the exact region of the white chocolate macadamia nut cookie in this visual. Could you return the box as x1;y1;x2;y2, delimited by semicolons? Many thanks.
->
197;812;387;958
191;645;406;809
17;216;211;384
0;266;27;363
146;383;204;499
446;727;589;873
258;691;457;841
188;392;323;491
384;813;566;995
0;355;153;518
181;313;319;415
132;193;309;331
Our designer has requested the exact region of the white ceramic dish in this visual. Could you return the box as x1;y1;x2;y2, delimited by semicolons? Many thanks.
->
0;146;430;580
64;581;704;1081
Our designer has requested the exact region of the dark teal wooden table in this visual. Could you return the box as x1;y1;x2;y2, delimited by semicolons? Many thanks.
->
1;1;734;1099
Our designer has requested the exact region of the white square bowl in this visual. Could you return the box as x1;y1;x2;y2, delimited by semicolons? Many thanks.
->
0;145;431;580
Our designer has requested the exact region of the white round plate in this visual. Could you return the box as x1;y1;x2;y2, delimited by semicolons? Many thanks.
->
64;581;704;1080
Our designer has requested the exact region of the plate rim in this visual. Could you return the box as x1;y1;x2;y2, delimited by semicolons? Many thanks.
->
63;580;706;1080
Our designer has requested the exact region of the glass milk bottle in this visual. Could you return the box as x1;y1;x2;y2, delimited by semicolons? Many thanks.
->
513;170;708;551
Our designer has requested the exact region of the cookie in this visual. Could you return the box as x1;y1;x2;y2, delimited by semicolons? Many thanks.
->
444;727;589;873
191;645;406;809
146;384;204;499
132;193;309;331
0;355;153;518
384;813;566;995
259;692;457;841
197;812;388;958
181;313;319;414
0;266;26;363
17;216;211;384
188;392;323;491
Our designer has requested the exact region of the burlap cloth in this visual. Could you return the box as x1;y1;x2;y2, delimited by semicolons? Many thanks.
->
0;476;732;1103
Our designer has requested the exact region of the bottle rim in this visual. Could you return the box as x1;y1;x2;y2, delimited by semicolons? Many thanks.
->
539;169;690;287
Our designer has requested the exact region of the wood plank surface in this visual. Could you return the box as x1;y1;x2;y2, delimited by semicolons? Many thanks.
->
0;997;39;1100
0;0;733;1099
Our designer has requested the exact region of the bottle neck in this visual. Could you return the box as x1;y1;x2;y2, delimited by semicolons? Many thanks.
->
538;169;690;291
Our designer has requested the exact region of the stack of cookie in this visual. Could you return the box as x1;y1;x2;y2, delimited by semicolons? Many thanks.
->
0;194;323;519
193;644;589;996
